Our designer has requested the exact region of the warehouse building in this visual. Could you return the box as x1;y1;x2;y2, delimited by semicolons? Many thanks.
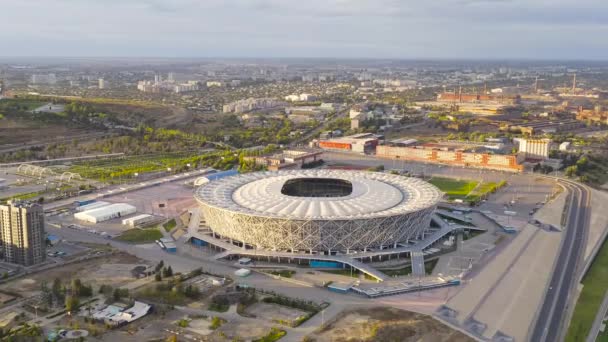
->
75;201;110;212
74;203;137;223
121;214;155;228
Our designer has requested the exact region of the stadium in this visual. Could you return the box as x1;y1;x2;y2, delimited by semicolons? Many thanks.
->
194;169;443;255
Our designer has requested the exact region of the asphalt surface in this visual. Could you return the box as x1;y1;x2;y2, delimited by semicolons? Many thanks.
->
530;180;590;342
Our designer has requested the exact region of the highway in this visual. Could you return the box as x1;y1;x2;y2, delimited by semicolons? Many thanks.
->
530;180;590;342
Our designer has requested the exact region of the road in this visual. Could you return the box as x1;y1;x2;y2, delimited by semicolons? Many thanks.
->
530;180;590;342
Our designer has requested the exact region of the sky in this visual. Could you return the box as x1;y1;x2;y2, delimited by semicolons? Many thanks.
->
0;0;607;59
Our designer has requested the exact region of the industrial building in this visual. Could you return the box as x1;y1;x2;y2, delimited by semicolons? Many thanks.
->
317;133;379;153
74;203;136;223
195;170;442;254
517;138;552;160
376;145;524;172
503;120;584;135
437;92;520;105
75;201;110;212
0;201;46;266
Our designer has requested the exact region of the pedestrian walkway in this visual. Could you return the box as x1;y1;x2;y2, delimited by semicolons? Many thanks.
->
411;251;425;276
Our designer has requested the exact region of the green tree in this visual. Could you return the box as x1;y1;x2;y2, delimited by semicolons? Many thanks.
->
565;165;578;178
65;295;80;313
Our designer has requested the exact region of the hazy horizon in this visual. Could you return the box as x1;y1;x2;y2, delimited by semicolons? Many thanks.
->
1;0;607;60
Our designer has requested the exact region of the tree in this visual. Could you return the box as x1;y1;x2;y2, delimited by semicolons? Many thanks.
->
65;295;80;313
155;273;162;282
163;266;173;278
71;279;82;297
565;165;578;178
52;278;63;299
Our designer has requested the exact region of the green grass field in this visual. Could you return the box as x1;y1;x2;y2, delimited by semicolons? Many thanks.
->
162;219;177;232
565;236;608;342
67;152;207;182
428;177;505;203
0;98;48;111
428;177;478;199
115;228;162;243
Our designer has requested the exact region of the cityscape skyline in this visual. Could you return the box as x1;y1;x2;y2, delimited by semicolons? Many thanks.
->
1;0;607;59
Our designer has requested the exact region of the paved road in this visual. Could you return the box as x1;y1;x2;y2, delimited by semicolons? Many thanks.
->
530;180;590;342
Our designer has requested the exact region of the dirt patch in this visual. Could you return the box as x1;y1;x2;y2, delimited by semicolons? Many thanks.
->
309;307;473;342
0;252;144;297
245;302;309;325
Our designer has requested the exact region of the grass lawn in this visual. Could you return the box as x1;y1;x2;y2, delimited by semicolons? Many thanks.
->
429;177;506;204
208;303;230;312
162;218;177;232
565;236;608;342
67;152;208;182
115;228;162;243
428;177;478;200
0;98;48;111
254;328;286;342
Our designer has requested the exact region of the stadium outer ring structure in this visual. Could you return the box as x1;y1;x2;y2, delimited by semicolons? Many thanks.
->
194;170;443;254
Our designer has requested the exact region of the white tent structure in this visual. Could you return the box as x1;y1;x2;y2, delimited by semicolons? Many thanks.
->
74;203;136;223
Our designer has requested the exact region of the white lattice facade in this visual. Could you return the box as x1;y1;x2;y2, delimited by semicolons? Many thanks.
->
195;170;442;254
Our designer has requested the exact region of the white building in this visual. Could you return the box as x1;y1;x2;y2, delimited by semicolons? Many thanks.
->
223;98;287;114
173;81;199;93
121;214;155;227
518;138;552;159
75;201;110;212
98;78;106;89
284;94;300;102
299;93;317;102
206;81;223;87
74;203;136;223
31;74;57;85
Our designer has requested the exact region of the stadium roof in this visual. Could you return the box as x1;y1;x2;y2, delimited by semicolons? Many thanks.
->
195;170;442;220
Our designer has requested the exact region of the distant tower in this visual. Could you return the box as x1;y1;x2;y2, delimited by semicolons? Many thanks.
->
534;76;539;93
458;85;463;103
154;74;160;84
483;82;487;94
572;73;577;92
98;78;105;89
168;72;175;82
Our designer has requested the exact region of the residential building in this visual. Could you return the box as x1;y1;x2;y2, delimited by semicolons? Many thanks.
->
98;78;106;89
223;98;287;114
31;74;57;85
0;201;46;266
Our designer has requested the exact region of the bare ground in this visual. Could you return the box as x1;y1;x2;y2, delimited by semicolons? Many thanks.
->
308;307;474;342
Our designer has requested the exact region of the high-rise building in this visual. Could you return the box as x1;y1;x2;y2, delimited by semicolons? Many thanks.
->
98;78;106;89
0;201;46;266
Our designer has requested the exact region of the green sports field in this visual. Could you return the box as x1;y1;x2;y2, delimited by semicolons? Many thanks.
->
428;177;506;203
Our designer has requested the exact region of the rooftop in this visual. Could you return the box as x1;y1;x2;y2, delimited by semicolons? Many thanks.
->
196;170;442;220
